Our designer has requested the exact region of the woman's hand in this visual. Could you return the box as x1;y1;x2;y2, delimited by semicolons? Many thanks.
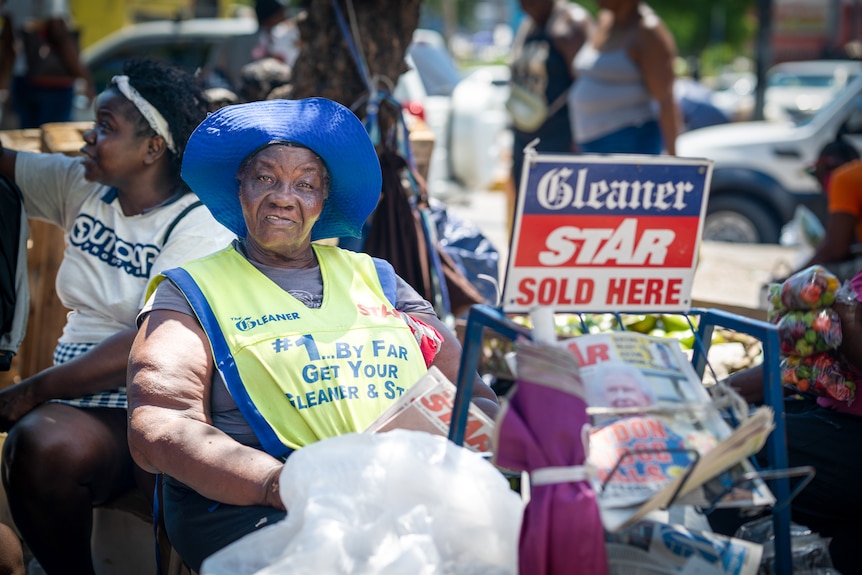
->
261;464;286;511
0;381;39;432
835;299;862;369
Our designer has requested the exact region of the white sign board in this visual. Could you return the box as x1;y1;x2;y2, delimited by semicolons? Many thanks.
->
502;153;713;314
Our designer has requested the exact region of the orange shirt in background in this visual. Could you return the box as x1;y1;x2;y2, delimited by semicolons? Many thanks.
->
828;159;862;244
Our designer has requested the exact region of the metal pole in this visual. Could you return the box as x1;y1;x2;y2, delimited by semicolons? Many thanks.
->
855;0;862;42
442;0;456;47
753;0;773;121
827;0;840;55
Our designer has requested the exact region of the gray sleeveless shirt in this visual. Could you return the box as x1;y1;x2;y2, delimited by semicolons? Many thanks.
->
569;43;655;144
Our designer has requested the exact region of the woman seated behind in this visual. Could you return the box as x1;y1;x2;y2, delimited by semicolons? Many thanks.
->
0;57;235;574
720;275;862;574
796;139;862;281
127;98;499;572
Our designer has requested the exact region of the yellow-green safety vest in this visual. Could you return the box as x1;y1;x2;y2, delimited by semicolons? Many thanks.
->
151;243;428;458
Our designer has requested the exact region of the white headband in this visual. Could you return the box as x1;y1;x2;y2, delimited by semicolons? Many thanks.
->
111;75;177;153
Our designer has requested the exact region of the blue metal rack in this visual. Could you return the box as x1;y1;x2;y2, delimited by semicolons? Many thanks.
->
448;304;794;575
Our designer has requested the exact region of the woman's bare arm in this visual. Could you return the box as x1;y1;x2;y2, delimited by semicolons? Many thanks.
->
802;212;857;268
128;309;284;510
631;12;681;155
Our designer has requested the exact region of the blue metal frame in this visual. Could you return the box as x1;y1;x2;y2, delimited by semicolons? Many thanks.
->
448;304;792;575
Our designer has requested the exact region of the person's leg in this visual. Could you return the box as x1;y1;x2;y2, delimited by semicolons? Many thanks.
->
33;86;74;126
10;77;38;129
0;522;24;575
1;404;137;575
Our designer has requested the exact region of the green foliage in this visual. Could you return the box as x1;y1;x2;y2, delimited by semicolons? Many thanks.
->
577;0;757;61
421;0;479;28
417;0;758;74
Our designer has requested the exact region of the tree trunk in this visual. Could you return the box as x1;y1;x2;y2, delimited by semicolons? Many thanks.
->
291;0;422;132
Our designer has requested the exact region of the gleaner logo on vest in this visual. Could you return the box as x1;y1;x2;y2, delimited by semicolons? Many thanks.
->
234;311;301;331
503;152;713;313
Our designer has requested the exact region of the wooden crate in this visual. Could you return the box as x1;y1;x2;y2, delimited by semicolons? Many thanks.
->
0;129;41;153
405;116;435;184
40;122;90;156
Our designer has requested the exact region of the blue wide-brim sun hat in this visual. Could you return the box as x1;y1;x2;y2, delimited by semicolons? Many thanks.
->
181;98;382;241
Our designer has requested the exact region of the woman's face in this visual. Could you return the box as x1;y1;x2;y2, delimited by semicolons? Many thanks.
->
238;144;329;264
80;90;153;187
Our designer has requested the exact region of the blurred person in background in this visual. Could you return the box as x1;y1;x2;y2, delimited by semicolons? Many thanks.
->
238;56;292;102
507;0;591;232
203;86;240;113
790;137;862;281
0;0;94;128
252;0;300;67
568;0;681;155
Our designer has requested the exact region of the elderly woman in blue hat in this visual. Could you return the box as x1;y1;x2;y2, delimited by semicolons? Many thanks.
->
126;97;499;571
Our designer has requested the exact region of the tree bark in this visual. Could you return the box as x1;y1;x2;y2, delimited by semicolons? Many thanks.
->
292;0;422;132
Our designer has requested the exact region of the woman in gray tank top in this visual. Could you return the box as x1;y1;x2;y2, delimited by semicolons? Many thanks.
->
569;0;681;155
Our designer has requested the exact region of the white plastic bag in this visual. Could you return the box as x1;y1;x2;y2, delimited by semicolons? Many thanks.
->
202;430;523;575
779;205;825;249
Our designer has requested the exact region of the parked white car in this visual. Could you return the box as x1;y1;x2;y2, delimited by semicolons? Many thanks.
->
764;59;862;123
677;73;862;243
77;17;259;120
395;29;510;198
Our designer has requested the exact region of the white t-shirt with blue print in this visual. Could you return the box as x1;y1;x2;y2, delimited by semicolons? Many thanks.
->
14;150;236;407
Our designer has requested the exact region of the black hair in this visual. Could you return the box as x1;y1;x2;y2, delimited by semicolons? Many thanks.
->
818;137;860;165
812;136;861;188
111;57;208;190
255;0;286;25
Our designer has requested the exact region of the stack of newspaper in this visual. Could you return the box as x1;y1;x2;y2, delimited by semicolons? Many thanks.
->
364;366;496;453
556;331;776;532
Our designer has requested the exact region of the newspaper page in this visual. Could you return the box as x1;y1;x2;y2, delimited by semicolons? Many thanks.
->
605;520;763;575
557;331;775;531
363;366;496;453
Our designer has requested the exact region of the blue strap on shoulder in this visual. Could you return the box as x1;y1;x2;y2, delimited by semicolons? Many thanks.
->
162;268;292;460
372;257;397;307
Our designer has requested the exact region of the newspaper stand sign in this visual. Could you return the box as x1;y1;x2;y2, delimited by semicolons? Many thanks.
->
502;152;713;314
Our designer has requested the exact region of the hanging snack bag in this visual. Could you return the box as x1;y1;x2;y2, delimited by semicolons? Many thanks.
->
777;308;843;357
776;265;840;314
781;352;856;403
766;282;787;323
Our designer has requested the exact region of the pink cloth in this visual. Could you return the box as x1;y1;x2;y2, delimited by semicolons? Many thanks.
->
818;358;862;415
851;269;862;302
494;378;608;575
821;270;862;414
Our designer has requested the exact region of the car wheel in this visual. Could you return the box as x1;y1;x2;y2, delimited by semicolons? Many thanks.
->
703;196;780;244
